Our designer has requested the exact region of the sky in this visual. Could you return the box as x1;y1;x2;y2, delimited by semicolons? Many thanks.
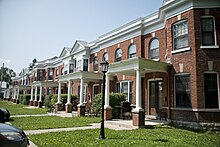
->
0;0;163;73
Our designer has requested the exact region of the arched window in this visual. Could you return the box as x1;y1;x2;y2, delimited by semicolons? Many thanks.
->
93;57;98;71
102;52;108;61
149;38;159;60
128;44;136;58
115;48;122;62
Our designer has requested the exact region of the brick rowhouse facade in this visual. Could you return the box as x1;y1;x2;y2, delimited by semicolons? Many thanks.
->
10;0;220;128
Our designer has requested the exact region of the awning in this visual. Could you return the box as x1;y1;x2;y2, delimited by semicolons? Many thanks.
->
108;57;169;76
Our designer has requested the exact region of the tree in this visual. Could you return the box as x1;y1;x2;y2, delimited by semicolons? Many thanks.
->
28;58;37;70
0;65;16;86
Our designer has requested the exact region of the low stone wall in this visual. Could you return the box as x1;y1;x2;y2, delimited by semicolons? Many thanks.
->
171;120;220;133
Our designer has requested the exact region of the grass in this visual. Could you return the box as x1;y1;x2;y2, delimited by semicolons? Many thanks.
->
29;126;220;147
0;100;47;115
11;116;100;130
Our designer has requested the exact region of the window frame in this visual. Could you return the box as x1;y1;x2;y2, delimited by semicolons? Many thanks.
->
116;81;134;103
149;38;159;60
102;52;109;62
115;48;122;62
174;73;191;108
203;72;219;109
172;19;189;51
200;16;219;48
128;44;136;59
93;57;98;72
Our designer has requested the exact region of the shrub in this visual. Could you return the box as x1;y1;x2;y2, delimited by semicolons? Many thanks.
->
44;94;54;109
22;94;31;105
93;93;126;118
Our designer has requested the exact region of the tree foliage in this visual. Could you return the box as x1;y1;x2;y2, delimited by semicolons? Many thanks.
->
0;65;16;85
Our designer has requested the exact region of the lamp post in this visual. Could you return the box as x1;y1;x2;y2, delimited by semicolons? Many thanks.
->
99;60;109;140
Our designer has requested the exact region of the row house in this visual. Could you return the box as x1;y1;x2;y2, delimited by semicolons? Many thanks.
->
11;0;220;128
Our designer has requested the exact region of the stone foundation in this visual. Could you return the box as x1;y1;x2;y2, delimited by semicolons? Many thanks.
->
38;101;43;108
34;100;38;107
55;103;63;111
29;100;34;106
77;104;85;116
65;103;73;113
104;106;112;120
132;109;145;127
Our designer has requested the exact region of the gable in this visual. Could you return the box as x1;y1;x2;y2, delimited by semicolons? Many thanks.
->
59;47;71;58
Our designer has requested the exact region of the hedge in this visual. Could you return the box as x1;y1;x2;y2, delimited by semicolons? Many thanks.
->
93;93;126;118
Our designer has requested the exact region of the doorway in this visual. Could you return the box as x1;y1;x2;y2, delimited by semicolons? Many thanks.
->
148;80;162;116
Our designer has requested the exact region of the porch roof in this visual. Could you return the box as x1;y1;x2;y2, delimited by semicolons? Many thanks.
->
14;85;31;90
108;57;169;76
57;71;103;83
32;81;59;87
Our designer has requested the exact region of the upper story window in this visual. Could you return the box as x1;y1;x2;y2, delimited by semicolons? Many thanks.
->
56;67;59;76
49;68;53;76
76;60;81;71
102;52;108;61
173;20;189;50
201;16;216;46
69;64;74;73
149;38;159;60
115;48;122;62
83;59;88;71
94;57;98;71
128;44;136;58
175;74;191;108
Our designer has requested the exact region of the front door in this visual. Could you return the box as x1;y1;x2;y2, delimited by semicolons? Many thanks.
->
149;81;162;115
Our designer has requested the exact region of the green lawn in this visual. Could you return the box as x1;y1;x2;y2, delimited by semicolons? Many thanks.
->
0;100;47;115
30;126;220;147
11;116;100;130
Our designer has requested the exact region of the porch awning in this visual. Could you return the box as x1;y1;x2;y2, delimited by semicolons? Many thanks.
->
32;81;59;87
14;85;31;90
57;71;103;83
108;57;169;76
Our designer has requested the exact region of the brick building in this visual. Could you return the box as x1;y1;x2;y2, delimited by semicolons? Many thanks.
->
11;0;220;128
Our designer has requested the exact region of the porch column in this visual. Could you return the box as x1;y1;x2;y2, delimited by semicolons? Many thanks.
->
16;88;19;104
29;86;34;106
56;81;62;111
38;85;43;108
34;86;38;106
104;73;112;120
13;88;16;102
65;80;72;113
77;78;85;116
132;69;145;127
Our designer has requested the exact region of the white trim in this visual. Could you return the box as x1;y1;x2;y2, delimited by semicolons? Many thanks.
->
200;15;218;47
147;78;163;115
116;80;134;103
200;45;219;49
203;71;220;109
171;47;191;54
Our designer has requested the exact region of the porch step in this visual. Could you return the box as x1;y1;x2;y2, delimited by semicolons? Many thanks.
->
145;115;157;120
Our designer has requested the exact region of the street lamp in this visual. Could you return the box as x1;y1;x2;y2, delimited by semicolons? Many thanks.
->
99;60;109;140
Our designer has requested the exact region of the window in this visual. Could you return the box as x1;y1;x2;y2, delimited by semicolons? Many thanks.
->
39;70;43;81
56;68;59;76
115;48;122;62
128;44;136;58
69;64;74;73
48;68;53;80
102;52;108;61
94;57;98;71
76;60;81;71
83;59;88;71
116;81;133;103
201;17;215;46
175;74;191;107
204;73;219;108
149;38;159;60
173;20;189;50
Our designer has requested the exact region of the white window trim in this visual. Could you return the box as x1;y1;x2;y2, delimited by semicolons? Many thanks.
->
200;15;219;48
149;38;160;60
171;47;191;54
116;80;133;103
174;73;191;108
204;71;220;109
172;19;189;51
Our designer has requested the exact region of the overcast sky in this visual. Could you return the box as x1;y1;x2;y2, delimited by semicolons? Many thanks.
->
0;0;163;73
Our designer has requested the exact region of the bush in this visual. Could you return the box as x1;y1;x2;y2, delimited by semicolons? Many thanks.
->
44;94;54;109
22;94;31;105
93;93;126;118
